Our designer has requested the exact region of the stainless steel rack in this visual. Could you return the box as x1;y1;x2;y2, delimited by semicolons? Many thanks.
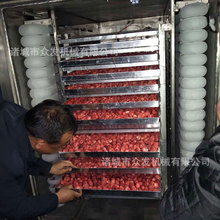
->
59;152;160;158
66;168;160;175
60;39;158;58
75;128;160;134
68;100;159;110
82;190;160;200
62;69;160;85
64;85;159;98
58;29;165;199
76;118;159;131
59;30;158;44
61;54;159;71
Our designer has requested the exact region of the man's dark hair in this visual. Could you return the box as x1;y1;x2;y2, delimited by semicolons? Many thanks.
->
24;99;77;144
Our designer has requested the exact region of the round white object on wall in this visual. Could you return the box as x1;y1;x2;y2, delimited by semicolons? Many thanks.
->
27;77;56;89
180;129;205;141
179;88;206;99
31;98;45;107
29;86;57;99
179;108;206;121
19;24;52;36
180;77;207;89
24;56;54;68
179;16;207;31
179;118;205;131
179;29;208;43
26;66;55;79
180;139;201;152
22;46;52;57
31;93;58;107
179;54;207;66
21;35;52;47
179;3;209;19
180;149;194;158
51;93;59;100
179;98;206;110
180;65;207;77
179;42;207;54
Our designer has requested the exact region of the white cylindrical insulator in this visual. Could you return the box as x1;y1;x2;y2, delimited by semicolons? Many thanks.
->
19;24;52;36
42;153;59;162
180;139;201;152
30;86;57;99
26;66;55;79
31;93;58;107
179;88;206;99
179;98;206;110
180;149;194;160
179;54;207;66
21;35;52;47
179;29;208;43
31;98;43;107
180;77;206;89
180;129;205;142
27;77;56;89
24;56;54;68
22;46;51;57
179;118;205;131
180;65;207;78
179;109;206;121
179;3;209;19
179;16;207;31
51;93;59;100
179;42;207;55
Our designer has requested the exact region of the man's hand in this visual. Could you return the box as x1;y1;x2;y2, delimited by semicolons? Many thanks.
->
56;185;82;203
49;160;77;175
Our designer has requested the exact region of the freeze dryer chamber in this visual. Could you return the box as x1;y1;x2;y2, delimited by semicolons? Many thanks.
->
0;0;219;219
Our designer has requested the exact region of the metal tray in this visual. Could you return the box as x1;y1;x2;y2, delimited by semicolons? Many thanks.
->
61;47;159;58
66;168;160;174
68;101;159;110
60;39;158;58
59;152;160;158
59;31;158;44
76;117;159;130
64;84;159;98
76;128;160;134
82;189;160;199
62;69;160;85
60;54;159;71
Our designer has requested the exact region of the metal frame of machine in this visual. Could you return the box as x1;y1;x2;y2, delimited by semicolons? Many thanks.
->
57;27;167;199
0;0;174;201
1;0;219;209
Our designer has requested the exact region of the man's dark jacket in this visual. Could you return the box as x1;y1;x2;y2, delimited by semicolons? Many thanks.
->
0;101;58;219
160;127;220;219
